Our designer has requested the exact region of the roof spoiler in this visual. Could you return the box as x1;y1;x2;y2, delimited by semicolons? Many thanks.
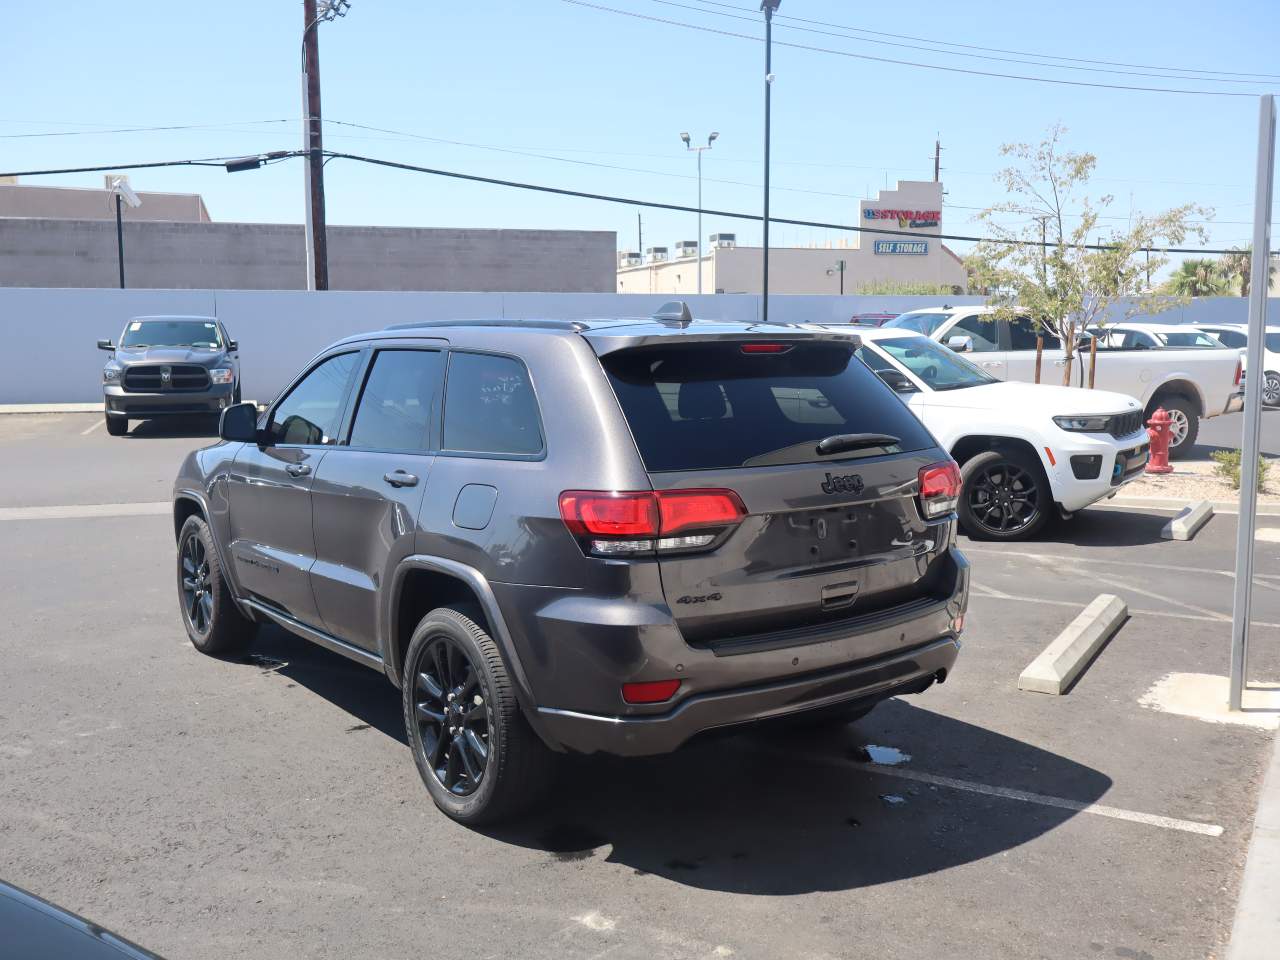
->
652;300;693;325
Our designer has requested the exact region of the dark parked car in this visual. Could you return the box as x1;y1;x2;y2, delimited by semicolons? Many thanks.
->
98;316;240;436
0;880;164;959
172;309;969;823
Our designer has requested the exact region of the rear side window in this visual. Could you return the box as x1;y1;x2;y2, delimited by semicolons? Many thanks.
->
348;349;445;451
443;352;543;456
602;342;935;472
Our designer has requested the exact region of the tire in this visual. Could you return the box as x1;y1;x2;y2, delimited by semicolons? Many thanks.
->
402;606;552;825
105;414;128;436
1264;373;1280;408
1154;395;1199;460
958;448;1051;541
176;515;256;656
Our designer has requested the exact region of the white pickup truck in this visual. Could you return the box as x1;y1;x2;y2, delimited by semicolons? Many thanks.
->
830;326;1149;540
884;306;1243;458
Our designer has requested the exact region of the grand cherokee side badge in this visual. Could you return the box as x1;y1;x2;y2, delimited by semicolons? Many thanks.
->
821;472;864;495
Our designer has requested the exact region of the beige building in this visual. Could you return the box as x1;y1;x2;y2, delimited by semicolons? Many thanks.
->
0;175;211;222
617;180;966;295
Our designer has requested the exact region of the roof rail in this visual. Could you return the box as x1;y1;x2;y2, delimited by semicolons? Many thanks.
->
383;319;586;332
652;300;693;325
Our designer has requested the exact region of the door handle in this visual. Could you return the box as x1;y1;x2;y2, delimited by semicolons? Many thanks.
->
384;469;419;488
981;361;1003;368
286;463;311;478
1053;359;1068;366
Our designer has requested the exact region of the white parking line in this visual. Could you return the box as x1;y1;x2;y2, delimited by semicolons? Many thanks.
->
794;751;1225;837
969;588;1280;630
0;502;169;521
964;546;1280;584
79;418;104;436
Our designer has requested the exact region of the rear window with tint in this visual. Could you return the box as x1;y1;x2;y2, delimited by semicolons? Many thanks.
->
601;341;936;472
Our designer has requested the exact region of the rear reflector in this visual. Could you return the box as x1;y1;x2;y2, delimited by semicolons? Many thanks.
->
740;342;791;354
560;489;746;556
918;461;962;519
622;679;681;704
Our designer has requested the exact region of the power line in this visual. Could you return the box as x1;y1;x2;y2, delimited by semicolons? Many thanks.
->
649;0;1272;85
561;0;1269;97
0;154;301;178
0;119;295;140
688;0;1280;81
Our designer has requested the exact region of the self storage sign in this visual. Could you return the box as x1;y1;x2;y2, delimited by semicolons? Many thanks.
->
873;240;929;255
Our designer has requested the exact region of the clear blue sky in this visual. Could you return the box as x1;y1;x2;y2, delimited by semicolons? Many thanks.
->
4;0;1279;266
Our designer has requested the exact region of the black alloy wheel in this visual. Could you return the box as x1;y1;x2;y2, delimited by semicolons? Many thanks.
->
413;637;490;797
180;531;215;636
958;449;1049;540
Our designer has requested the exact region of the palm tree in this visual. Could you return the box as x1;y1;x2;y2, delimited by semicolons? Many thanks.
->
1165;258;1230;297
1218;247;1277;297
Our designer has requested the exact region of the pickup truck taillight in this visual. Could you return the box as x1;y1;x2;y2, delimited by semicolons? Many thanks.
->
1236;360;1243;386
559;489;747;557
917;461;962;519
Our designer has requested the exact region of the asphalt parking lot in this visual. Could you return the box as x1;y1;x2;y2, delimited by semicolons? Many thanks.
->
2;413;1278;960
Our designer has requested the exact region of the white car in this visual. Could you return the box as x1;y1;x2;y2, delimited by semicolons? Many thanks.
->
884;306;1242;458
1192;322;1280;407
834;326;1150;540
1084;322;1222;351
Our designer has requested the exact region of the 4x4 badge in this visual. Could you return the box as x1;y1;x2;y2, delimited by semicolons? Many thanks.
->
821;472;864;495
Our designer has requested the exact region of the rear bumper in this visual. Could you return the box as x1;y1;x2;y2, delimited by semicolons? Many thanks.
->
1225;389;1244;415
104;384;233;417
535;635;960;756
495;544;968;757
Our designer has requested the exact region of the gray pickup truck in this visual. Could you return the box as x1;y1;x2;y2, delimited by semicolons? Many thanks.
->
99;316;240;436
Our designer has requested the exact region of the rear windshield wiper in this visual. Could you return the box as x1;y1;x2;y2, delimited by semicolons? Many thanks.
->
816;433;900;456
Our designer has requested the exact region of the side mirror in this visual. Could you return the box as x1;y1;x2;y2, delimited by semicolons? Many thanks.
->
219;402;260;444
227;339;239;351
97;339;115;351
876;369;918;394
946;335;973;353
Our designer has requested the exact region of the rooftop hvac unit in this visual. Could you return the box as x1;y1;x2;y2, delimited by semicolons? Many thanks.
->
675;241;698;258
618;251;643;267
709;233;736;248
646;246;669;263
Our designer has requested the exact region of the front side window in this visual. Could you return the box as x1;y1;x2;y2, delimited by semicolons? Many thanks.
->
121;319;222;350
1212;330;1247;349
442;353;543;456
947;314;1000;353
1156;331;1222;348
876;336;998;391
348;349;445;451
267;352;360;446
1266;333;1280;353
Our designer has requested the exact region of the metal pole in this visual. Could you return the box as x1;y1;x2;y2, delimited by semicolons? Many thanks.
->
302;0;330;291
300;59;315;291
1229;94;1277;712
761;3;774;323
697;148;703;296
115;192;125;289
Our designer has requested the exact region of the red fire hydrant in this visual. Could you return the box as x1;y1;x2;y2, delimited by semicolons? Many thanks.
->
1146;407;1174;474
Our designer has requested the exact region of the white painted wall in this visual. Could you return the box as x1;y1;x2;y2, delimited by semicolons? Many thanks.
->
0;288;1269;404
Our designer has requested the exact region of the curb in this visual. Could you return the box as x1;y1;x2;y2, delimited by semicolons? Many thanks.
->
1018;594;1128;696
1099;495;1280;517
1227;729;1280;959
0;403;103;414
1162;500;1214;540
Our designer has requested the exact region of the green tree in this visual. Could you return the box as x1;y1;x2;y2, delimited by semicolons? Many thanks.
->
966;124;1210;385
1218;246;1276;297
1164;258;1230;297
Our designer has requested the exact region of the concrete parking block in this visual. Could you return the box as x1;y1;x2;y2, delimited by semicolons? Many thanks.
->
1018;593;1128;695
1162;500;1214;540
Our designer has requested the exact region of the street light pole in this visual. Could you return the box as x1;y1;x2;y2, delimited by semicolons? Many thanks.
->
301;0;350;292
115;193;125;289
681;131;718;295
760;0;779;322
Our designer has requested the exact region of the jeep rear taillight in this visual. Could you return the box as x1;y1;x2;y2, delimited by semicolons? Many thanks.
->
559;489;746;557
917;461;961;519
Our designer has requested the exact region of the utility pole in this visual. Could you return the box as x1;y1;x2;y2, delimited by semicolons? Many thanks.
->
933;134;942;183
760;0;780;323
637;211;642;255
301;0;344;292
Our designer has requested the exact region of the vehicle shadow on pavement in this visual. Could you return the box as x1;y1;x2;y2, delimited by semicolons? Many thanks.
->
486;700;1113;894
125;416;220;440
250;628;1113;894
1025;508;1171;548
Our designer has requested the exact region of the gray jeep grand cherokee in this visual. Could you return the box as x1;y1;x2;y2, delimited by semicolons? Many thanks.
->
172;312;969;823
99;316;240;436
